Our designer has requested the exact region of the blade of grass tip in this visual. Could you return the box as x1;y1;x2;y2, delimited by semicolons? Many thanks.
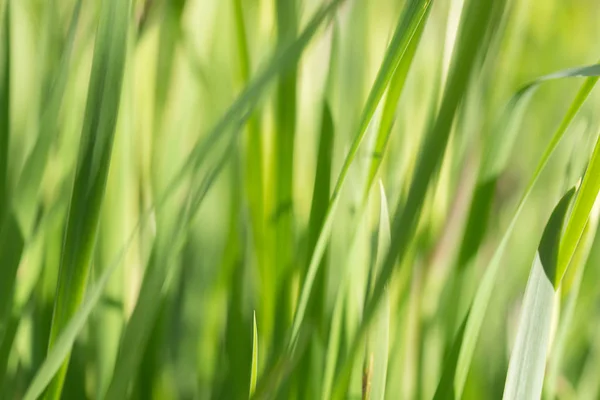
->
289;0;433;352
44;0;130;397
13;0;83;237
545;196;600;399
557;131;600;287
434;66;600;400
503;187;576;400
330;0;497;396
363;5;429;198
364;183;391;400
0;0;9;219
250;311;259;398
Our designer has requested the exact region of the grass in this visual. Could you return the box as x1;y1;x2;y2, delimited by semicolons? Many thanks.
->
2;0;600;399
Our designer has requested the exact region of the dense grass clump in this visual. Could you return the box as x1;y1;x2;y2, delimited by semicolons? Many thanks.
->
1;0;600;399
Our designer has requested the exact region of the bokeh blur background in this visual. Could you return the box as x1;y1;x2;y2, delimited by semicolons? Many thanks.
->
2;0;600;398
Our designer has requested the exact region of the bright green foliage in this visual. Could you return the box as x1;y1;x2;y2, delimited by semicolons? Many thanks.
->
2;0;600;399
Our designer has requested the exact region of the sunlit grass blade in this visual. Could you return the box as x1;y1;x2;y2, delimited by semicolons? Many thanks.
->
545;195;600;399
557;131;600;287
435;67;600;399
290;0;433;351
250;311;258;398
503;187;575;400
45;0;130;397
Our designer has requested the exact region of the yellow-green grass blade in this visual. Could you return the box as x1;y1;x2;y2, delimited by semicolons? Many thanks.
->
250;311;259;398
557;131;600;287
45;0;130;397
503;187;575;400
290;0;434;351
545;196;600;399
434;67;600;400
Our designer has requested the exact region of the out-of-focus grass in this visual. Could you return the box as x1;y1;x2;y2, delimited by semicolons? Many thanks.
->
1;0;600;399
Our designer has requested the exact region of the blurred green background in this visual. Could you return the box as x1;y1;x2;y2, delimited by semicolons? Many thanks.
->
2;0;600;399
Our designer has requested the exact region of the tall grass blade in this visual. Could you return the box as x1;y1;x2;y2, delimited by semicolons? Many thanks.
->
557;131;600;287
290;0;434;350
503;187;575;400
0;0;9;218
45;0;130;397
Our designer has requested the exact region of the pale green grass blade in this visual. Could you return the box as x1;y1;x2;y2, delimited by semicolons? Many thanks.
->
290;0;433;350
250;311;258;398
545;197;600;399
436;69;600;399
503;188;575;400
557;131;600;287
365;183;391;400
45;0;130;397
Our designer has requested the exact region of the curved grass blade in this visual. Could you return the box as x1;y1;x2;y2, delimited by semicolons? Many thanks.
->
290;0;434;351
250;311;258;398
557;131;600;287
503;187;576;400
434;67;600;400
545;196;600;399
44;0;130;397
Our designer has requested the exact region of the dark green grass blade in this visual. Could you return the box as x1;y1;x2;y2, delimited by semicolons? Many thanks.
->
290;0;434;351
45;0;130;397
0;213;23;330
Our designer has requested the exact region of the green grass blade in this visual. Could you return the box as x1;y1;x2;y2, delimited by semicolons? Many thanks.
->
290;0;433;350
503;188;575;400
13;0;83;236
435;69;600;399
365;183;391;400
0;0;9;218
45;0;130;397
23;238;129;400
557;131;600;287
250;311;258;398
0;213;23;329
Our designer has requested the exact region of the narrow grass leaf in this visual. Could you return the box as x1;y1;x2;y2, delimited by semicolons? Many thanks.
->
250;311;258;398
0;0;9;217
437;68;600;399
291;0;433;351
503;188;576;400
557;131;600;287
45;0;130;397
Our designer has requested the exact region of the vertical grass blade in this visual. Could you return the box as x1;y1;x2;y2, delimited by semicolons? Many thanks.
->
0;0;9;218
45;0;130;397
290;0;434;350
250;311;258;398
503;188;575;400
557;130;600;287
